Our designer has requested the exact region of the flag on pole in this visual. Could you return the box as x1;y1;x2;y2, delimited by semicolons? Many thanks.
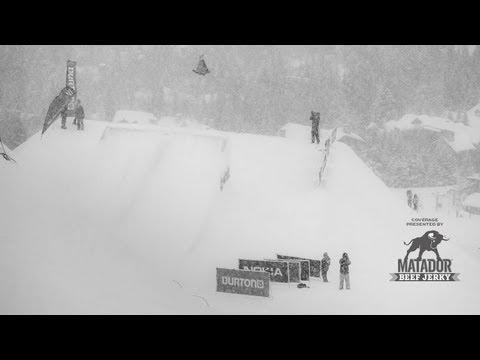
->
65;60;77;117
42;86;76;136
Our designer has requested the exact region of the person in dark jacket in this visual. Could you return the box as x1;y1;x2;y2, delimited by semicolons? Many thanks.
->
321;252;331;282
412;194;419;212
339;252;351;290
74;99;85;130
406;190;413;208
310;111;320;144
60;105;68;129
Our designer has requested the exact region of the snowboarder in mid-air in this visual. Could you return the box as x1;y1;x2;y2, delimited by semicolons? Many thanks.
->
193;55;210;76
339;252;351;290
321;252;331;282
74;99;85;130
310;111;320;144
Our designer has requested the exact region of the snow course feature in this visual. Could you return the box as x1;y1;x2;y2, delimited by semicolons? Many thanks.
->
1;119;480;314
95;124;231;256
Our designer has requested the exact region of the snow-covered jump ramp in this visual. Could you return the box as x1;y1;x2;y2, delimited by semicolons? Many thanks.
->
1;120;480;314
95;124;231;257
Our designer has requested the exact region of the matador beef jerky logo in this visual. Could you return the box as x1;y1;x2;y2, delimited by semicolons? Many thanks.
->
390;230;460;282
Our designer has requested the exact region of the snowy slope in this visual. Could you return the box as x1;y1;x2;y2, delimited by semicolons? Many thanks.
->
1;119;480;314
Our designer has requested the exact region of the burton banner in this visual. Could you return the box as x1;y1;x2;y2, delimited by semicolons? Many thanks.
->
216;268;270;297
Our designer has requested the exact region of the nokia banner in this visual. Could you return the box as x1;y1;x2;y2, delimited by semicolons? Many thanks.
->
239;259;289;283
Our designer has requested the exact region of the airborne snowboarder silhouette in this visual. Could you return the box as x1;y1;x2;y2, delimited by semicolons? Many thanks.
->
193;55;210;76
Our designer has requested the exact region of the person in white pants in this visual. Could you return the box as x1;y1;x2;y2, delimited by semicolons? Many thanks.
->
339;253;351;290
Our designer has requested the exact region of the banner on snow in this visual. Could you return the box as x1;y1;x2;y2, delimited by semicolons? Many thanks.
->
287;261;301;282
65;60;77;116
42;86;76;135
265;259;301;283
277;254;320;278
216;268;269;297
239;259;290;283
283;258;310;281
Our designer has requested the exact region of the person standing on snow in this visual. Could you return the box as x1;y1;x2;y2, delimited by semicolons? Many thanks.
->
74;99;85;131
60;105;68;129
310;111;320;144
339;252;351;290
321;252;331;282
412;194;419;212
435;193;442;212
454;193;462;218
406;190;413;208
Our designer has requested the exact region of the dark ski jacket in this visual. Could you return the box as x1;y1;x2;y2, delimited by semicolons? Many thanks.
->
321;255;331;271
339;256;351;274
75;105;85;120
60;106;68;119
413;195;419;206
310;112;320;129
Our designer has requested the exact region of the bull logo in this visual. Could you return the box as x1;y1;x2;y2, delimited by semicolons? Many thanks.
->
404;230;450;261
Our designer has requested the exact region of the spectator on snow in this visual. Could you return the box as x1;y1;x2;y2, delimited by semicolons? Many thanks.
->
310;111;320;144
75;99;85;131
412;194;419;212
321;252;331;282
339;252;351;290
406;190;413;208
60;105;68;129
435;193;442;212
454;193;462;218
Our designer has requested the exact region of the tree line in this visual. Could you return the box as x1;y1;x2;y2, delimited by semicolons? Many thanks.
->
1;45;479;149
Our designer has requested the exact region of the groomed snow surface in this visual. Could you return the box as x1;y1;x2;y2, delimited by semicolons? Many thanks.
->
1;118;480;314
